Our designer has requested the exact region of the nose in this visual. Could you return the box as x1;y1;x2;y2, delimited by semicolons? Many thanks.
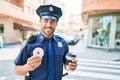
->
46;20;53;27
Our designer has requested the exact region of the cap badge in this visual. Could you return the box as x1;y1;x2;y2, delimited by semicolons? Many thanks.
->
49;6;54;12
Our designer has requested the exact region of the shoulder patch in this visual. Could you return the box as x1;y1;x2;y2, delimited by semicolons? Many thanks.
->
54;35;65;42
55;35;63;39
28;35;37;43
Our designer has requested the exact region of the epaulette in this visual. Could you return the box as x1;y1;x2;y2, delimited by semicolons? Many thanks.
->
28;35;37;43
20;35;37;50
54;35;64;41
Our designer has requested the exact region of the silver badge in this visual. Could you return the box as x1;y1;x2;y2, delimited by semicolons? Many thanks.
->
49;6;54;12
57;42;62;47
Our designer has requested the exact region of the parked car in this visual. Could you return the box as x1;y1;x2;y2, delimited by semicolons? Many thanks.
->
55;32;67;39
64;33;80;45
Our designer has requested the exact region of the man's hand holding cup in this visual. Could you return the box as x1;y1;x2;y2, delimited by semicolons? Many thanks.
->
65;53;77;71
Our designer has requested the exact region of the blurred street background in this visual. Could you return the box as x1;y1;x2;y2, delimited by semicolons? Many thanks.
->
1;0;120;80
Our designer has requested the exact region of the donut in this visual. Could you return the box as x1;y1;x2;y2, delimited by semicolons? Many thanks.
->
33;47;44;57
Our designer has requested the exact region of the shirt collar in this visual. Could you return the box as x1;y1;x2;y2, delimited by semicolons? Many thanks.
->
38;32;58;43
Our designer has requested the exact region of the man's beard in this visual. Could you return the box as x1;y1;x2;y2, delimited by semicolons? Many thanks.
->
42;28;55;38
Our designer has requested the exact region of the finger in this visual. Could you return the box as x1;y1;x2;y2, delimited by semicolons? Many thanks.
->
27;59;41;66
68;63;77;69
70;60;77;66
68;64;75;68
69;62;77;66
28;56;40;61
67;66;76;71
28;56;42;62
69;63;77;70
28;59;41;65
27;56;36;61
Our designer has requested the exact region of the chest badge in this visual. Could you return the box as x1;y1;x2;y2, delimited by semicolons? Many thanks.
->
57;42;62;47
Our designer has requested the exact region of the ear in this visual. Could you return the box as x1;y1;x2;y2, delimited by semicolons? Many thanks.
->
56;20;58;25
39;18;42;22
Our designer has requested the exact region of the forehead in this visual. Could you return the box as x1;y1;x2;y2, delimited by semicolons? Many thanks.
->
41;18;58;21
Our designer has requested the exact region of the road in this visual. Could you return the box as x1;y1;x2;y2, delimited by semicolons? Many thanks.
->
0;40;120;80
0;44;24;80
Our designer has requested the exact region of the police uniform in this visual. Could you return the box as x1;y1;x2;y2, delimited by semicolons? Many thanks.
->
14;4;68;80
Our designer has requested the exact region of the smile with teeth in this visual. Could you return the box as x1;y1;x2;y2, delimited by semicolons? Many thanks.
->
46;27;52;31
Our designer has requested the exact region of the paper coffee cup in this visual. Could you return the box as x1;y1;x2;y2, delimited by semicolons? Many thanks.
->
65;53;76;65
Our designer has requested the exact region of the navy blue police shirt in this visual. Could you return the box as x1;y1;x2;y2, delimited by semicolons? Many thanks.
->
14;32;69;80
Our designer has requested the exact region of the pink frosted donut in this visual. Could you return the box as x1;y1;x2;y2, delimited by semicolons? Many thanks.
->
33;47;44;57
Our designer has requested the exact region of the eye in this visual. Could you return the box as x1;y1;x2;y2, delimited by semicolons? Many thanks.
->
44;18;48;22
50;20;57;24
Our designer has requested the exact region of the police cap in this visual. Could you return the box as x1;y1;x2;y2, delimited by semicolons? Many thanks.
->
36;4;62;20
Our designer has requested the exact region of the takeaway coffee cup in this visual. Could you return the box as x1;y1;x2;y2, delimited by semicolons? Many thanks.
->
65;53;76;65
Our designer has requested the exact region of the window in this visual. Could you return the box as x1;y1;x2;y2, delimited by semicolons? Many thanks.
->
25;6;30;13
0;24;4;33
32;9;35;15
90;16;112;47
116;16;120;39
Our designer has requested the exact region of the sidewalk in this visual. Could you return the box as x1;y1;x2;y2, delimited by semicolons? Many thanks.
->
69;40;120;62
0;43;21;61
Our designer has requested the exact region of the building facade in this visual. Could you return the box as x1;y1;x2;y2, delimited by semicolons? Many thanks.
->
0;0;65;44
0;0;43;44
82;0;120;49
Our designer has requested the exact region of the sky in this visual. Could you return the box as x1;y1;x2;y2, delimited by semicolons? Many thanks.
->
63;0;82;14
49;0;83;14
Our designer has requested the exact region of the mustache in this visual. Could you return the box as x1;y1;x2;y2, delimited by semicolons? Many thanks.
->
45;27;52;29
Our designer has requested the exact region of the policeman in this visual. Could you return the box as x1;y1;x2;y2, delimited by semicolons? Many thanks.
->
14;4;77;80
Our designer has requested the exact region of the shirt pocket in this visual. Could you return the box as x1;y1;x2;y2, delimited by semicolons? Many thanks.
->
55;47;65;55
55;47;65;64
